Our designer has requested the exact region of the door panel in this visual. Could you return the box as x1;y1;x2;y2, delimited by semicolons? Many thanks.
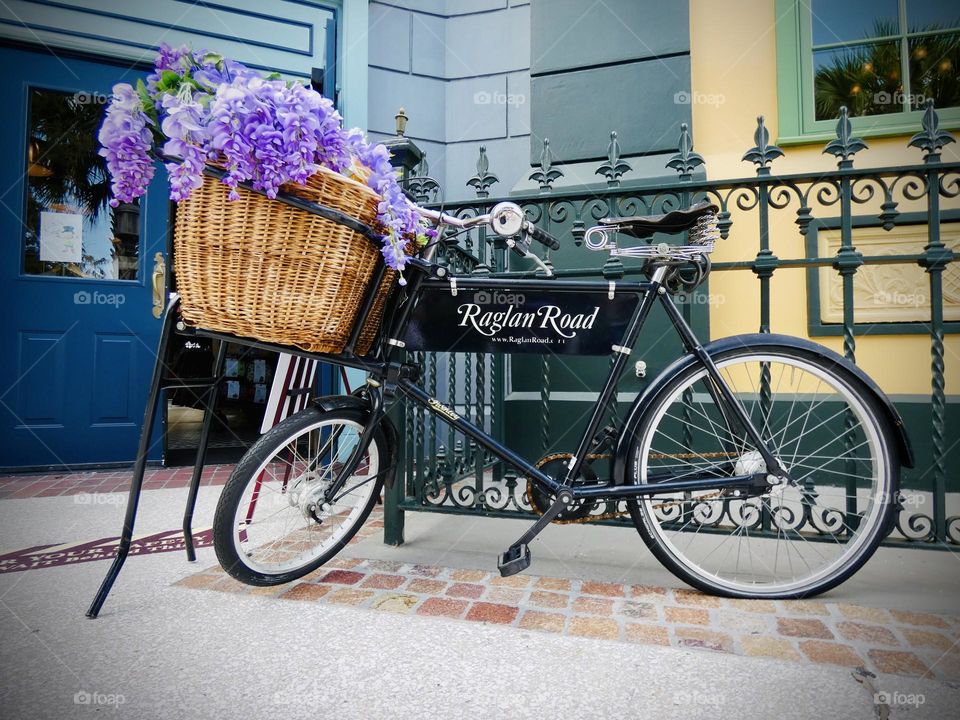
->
15;330;68;426
91;333;137;425
0;46;168;469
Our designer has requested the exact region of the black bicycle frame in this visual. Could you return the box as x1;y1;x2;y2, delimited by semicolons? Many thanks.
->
366;264;778;504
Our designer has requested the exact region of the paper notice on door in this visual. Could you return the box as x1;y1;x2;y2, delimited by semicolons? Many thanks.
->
39;211;83;263
253;359;267;383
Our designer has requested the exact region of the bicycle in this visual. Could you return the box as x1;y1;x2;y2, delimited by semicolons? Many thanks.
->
210;200;913;599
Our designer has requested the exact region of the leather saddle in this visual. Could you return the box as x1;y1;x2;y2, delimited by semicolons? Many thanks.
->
600;201;719;239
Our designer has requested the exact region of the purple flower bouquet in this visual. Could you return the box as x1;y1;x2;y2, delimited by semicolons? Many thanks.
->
99;44;436;282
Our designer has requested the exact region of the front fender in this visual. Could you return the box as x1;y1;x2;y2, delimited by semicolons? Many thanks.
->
312;394;400;488
611;334;914;485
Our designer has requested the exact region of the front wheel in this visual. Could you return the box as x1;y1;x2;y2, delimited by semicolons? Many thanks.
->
213;405;387;586
626;345;898;599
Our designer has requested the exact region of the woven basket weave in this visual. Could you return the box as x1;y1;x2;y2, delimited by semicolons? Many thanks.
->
173;165;395;356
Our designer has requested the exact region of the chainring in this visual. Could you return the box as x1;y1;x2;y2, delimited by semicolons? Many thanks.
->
526;453;626;524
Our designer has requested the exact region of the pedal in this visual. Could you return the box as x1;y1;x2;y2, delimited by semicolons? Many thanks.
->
497;544;531;577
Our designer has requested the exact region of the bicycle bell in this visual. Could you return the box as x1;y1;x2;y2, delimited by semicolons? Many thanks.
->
490;202;525;237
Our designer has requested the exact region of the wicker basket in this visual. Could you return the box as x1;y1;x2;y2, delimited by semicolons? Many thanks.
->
173;165;396;356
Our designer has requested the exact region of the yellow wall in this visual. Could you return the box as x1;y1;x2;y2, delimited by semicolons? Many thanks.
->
688;0;960;396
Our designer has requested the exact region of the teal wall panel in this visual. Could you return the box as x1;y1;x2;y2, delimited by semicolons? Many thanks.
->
530;55;692;162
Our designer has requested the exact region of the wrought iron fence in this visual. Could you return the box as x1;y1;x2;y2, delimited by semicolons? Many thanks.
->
383;101;958;549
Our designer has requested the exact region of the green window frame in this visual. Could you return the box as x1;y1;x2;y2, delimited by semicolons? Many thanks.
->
775;0;960;144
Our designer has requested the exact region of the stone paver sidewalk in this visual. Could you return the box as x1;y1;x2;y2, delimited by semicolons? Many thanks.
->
0;464;234;499
176;512;960;684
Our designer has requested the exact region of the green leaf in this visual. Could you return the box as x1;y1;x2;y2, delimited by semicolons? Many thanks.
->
266;72;282;81
203;52;223;67
135;78;152;108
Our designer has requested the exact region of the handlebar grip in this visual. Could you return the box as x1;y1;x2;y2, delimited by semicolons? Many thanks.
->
525;222;561;251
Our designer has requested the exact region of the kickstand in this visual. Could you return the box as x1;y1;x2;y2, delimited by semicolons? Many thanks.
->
498;487;573;577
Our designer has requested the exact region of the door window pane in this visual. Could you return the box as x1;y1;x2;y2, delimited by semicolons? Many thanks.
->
22;88;140;280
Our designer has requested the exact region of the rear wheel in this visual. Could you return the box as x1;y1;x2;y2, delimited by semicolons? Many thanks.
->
626;345;898;598
213;405;386;586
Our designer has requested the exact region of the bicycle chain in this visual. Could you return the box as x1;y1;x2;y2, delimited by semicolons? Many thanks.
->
526;452;736;523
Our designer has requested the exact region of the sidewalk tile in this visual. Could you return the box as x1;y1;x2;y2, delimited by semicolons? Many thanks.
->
418;597;469;619
361;574;406;590
890;609;950;629
665;607;710;625
836;621;899;647
572;597;615;616
535;577;572;592
868;649;930;677
371;593;419;613
569;617;619;640
407;578;446;594
519;611;566;634
466;602;518;625
446;582;484;599
625;624;670;646
580;581;625;598
281;584;332;602
741;636;801;661
799;640;863;667
675;628;733;653
777;618;833;639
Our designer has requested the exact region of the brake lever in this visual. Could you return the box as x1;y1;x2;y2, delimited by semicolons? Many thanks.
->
507;237;553;277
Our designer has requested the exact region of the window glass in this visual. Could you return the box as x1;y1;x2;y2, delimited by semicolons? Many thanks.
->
908;32;960;110
811;0;899;46
23;88;140;280
907;0;960;32
813;42;903;119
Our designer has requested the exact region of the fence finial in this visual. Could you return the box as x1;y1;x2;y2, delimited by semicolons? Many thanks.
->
742;116;784;175
823;107;867;168
666;123;704;180
530;138;563;192
596;131;632;187
908;99;955;164
466;145;499;198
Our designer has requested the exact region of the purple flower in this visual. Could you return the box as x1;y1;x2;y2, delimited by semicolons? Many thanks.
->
98;83;155;206
98;44;429;278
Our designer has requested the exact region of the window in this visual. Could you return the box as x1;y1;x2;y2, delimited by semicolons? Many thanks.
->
776;0;960;142
22;88;140;280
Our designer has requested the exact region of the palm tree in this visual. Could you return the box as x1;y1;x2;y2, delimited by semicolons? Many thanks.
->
814;20;959;120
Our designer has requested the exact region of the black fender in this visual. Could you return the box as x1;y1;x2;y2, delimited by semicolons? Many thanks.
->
611;333;914;485
312;394;400;489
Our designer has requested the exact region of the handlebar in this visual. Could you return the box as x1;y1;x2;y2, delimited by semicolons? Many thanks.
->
524;222;561;250
419;202;561;250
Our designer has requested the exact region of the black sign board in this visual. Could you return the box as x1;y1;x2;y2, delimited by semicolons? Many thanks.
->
402;286;640;355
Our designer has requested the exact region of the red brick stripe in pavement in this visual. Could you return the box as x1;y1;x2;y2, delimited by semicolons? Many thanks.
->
0;465;235;499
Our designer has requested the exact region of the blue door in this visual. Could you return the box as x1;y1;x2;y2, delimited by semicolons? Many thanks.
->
0;46;169;470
